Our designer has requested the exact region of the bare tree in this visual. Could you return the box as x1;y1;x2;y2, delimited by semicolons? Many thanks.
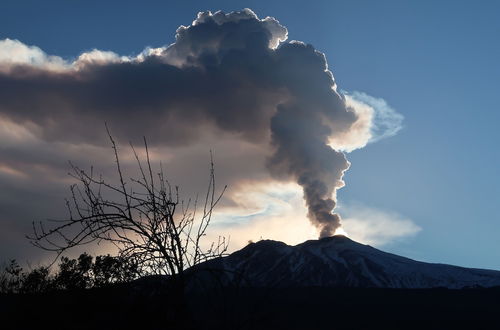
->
28;129;228;287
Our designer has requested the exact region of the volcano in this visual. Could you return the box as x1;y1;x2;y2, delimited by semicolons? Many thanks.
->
191;235;500;289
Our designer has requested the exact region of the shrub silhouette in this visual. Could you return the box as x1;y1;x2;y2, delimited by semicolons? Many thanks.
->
0;253;141;294
92;254;138;287
20;266;52;293
54;253;93;290
0;260;23;293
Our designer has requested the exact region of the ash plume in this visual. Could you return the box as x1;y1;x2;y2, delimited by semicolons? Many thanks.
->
268;100;351;237
0;9;378;237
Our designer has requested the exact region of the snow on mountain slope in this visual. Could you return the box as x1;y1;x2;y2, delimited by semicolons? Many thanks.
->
191;235;500;289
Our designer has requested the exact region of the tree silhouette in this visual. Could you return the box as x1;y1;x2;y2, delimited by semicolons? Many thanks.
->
28;129;228;293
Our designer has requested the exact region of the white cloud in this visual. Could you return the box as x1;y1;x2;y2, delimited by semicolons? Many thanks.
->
74;49;130;68
345;91;404;145
0;38;67;71
337;202;421;247
0;39;133;72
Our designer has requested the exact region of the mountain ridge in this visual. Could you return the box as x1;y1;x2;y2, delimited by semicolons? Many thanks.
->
191;235;500;289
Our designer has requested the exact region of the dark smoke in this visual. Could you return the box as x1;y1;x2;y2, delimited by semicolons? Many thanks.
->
0;9;362;237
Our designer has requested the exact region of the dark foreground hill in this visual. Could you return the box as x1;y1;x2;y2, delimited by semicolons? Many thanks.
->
3;285;500;329
3;236;500;329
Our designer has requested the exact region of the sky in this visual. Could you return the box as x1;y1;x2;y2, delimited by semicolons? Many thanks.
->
1;0;500;270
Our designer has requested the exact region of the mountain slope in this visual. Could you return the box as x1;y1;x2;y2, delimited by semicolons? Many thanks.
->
191;235;500;289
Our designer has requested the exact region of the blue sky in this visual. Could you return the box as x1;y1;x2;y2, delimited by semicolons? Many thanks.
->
1;0;500;269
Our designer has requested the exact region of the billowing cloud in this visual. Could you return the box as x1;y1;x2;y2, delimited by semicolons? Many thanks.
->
0;9;406;261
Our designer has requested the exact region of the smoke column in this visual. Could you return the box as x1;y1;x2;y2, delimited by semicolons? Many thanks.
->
0;9;372;237
269;102;351;237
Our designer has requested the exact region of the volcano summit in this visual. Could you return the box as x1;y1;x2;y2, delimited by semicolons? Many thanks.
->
191;235;500;289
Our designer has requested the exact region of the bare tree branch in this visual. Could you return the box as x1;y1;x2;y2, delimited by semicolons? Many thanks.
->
27;131;228;280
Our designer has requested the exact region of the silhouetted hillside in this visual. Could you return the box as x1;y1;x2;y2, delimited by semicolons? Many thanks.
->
3;285;500;329
4;236;500;329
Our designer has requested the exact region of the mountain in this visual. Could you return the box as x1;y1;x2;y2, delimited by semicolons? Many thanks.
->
191;235;500;289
